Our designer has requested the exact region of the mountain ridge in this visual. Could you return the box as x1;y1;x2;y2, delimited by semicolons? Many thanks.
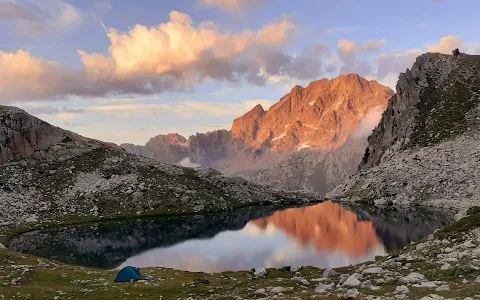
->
0;105;322;227
121;74;393;194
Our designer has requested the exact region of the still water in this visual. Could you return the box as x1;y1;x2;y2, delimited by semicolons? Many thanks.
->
9;201;451;272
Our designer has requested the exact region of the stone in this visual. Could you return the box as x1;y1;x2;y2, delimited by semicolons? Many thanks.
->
293;276;309;286
440;263;453;270
338;274;349;284
346;289;359;297
413;281;438;288
475;275;480;283
342;274;362;287
395;285;409;294
462;240;475;248
400;272;425;284
361;280;373;288
362;267;383;274
254;267;267;277
270;287;288;294
323;268;338;278
0;243;5;249
290;266;301;272
255;288;266;294
435;284;450;291
315;282;334;293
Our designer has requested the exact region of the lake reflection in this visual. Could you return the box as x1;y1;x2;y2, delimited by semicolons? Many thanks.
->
9;201;450;272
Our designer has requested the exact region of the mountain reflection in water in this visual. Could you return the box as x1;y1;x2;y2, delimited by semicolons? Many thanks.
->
9;201;450;272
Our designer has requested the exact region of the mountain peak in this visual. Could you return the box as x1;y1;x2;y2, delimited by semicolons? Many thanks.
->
231;74;393;151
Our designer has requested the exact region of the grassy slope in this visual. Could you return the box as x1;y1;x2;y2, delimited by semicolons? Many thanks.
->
409;54;480;147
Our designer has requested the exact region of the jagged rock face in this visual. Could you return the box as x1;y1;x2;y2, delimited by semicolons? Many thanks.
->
361;53;480;169
330;53;480;216
0;106;75;164
232;74;393;151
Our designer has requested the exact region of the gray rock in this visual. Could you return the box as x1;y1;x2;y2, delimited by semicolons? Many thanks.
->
413;281;438;288
254;267;267;277
440;263;453;270
290;266;301;272
362;267;384;274
342;274;362;287
435;284;450;291
292;276;309;286
395;285;409;294
400;272;425;284
314;282;334;293
323;268;338;278
270;287;288;294
346;289;359;297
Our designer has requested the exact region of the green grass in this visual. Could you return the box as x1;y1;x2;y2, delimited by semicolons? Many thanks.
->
409;54;480;147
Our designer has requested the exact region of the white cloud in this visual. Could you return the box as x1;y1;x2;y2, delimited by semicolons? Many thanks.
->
85;99;275;118
428;36;464;54
178;157;201;168
350;105;386;139
337;39;387;76
0;0;82;37
198;0;267;13
1;12;323;102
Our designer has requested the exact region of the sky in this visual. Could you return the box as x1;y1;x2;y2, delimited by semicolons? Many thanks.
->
1;0;479;145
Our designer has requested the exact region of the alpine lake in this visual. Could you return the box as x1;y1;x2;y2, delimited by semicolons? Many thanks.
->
9;201;452;273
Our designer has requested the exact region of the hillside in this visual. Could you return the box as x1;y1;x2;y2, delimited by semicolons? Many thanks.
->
0;106;322;227
121;74;393;194
329;52;480;216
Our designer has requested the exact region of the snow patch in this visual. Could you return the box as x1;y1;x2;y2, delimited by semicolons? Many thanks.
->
272;132;287;141
178;157;201;168
297;142;311;151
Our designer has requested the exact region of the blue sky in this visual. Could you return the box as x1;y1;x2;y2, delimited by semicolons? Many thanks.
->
1;0;479;145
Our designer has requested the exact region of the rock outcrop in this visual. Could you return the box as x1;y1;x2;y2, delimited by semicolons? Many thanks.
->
121;74;393;194
0;105;322;227
329;52;480;215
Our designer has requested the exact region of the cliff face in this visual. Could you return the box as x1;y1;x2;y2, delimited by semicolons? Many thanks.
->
329;53;480;215
0;106;82;164
232;74;393;151
361;53;480;169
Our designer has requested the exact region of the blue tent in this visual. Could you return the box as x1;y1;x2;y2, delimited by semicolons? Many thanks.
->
114;266;141;283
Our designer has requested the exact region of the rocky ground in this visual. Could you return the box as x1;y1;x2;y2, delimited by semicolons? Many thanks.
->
1;207;480;299
328;131;480;219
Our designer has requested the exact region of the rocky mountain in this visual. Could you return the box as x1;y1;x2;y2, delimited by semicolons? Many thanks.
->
232;74;393;151
122;74;393;194
329;52;480;217
0;105;322;227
